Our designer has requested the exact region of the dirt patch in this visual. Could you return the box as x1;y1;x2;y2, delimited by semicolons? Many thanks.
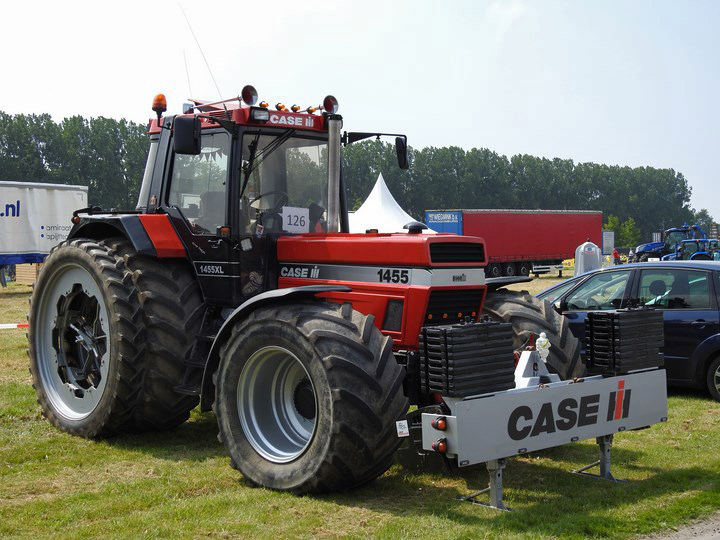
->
636;512;720;539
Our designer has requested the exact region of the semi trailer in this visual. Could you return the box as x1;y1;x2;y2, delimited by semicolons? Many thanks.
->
425;209;603;277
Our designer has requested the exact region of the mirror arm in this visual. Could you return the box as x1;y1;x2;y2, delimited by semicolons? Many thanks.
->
196;115;238;135
343;131;407;146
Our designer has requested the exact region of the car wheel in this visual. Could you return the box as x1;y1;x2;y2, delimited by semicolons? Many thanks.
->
706;356;720;402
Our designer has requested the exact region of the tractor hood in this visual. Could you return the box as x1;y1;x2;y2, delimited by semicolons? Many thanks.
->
276;232;489;349
277;232;486;268
636;241;664;254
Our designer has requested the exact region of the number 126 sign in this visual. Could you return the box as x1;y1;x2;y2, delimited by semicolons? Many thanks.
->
282;206;310;234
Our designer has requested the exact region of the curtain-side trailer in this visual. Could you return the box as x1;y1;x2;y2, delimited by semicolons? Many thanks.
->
425;209;603;278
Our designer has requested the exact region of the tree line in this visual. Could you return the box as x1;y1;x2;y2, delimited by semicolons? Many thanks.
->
0;112;147;211
0;112;713;246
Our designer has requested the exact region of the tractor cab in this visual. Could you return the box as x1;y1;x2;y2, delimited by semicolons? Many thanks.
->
663;238;713;261
135;87;410;306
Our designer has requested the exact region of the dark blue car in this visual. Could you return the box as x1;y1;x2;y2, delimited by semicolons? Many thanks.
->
537;261;720;401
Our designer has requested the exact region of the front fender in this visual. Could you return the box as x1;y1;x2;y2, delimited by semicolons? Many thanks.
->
199;284;351;411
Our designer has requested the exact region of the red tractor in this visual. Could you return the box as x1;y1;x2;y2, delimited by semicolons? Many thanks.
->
28;87;581;494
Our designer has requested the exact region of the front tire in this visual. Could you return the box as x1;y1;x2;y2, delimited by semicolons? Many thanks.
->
215;302;409;494
483;289;583;379
28;239;144;438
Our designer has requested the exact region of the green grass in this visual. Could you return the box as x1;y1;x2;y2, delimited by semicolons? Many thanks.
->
2;282;720;539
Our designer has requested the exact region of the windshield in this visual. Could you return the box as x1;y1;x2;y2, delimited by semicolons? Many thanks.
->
240;133;328;235
665;231;687;250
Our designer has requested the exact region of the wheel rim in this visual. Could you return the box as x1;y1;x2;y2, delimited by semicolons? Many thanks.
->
34;263;110;421
237;346;317;463
505;265;516;277
713;363;720;395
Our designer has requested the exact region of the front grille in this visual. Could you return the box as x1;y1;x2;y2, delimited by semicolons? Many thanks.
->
430;242;485;263
424;289;483;325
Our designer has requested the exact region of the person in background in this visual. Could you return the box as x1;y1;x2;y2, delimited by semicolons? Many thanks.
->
628;248;635;262
612;247;621;265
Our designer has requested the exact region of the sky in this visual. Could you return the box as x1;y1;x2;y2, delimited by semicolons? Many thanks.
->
2;0;718;219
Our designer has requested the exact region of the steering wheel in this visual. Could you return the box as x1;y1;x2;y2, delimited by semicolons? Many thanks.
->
249;191;289;211
249;191;289;235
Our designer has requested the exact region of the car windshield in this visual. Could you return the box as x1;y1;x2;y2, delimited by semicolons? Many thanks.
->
240;133;328;235
563;270;632;311
537;278;581;304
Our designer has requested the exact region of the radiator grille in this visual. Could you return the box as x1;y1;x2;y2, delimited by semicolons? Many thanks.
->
425;289;483;325
430;243;485;263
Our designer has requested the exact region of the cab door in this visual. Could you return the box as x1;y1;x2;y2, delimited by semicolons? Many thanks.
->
164;129;242;306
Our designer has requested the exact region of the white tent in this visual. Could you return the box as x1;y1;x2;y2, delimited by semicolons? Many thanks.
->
348;174;436;234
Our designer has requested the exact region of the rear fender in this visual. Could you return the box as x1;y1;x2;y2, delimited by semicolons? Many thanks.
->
199;285;351;411
69;215;162;256
690;335;720;386
70;213;188;258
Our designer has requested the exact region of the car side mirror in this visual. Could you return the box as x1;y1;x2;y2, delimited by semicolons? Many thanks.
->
174;116;201;155
553;300;564;313
395;137;409;170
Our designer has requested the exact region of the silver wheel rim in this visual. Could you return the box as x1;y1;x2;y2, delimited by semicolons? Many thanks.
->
34;263;110;421
714;364;720;394
237;346;317;463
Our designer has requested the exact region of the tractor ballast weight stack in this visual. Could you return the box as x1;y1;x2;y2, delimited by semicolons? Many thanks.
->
28;86;667;497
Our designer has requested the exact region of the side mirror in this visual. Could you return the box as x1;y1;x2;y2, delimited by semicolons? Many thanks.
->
174;116;201;155
395;137;409;170
553;300;564;313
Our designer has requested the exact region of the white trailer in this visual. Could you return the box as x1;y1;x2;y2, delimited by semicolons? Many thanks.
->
0;181;88;265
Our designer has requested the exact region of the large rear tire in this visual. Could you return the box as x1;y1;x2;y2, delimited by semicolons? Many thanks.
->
107;240;204;431
483;289;583;379
28;239;144;438
215;302;409;494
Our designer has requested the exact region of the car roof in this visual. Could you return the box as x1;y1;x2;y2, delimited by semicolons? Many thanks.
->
537;260;720;297
589;260;720;273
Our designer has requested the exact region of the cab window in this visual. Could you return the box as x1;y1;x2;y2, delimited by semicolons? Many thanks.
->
168;132;230;235
639;269;711;309
564;270;631;311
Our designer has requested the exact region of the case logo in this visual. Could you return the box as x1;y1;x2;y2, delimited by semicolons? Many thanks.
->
507;380;631;441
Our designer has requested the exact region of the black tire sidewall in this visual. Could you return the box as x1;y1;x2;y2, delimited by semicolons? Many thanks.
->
217;318;333;490
707;357;720;402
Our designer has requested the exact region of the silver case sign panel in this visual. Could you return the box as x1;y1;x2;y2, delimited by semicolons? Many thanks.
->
422;369;667;467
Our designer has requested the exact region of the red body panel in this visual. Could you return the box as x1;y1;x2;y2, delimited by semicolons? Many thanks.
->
277;233;486;268
278;233;487;349
137;215;186;258
461;211;602;263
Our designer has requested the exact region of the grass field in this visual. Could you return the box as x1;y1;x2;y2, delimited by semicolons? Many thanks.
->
2;279;720;539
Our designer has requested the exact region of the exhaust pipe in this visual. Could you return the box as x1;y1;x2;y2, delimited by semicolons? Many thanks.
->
327;114;342;233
